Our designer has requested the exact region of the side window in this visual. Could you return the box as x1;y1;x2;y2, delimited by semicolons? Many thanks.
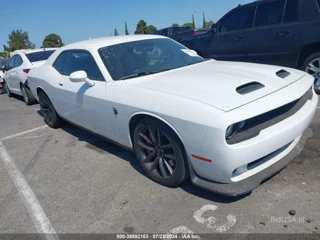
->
219;6;256;33
254;0;286;27
14;55;23;67
55;50;104;81
53;52;67;73
283;0;299;23
8;56;16;69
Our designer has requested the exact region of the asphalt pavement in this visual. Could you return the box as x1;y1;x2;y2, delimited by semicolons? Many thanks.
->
0;94;319;238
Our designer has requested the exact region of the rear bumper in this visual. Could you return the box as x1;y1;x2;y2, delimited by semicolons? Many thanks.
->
189;128;313;196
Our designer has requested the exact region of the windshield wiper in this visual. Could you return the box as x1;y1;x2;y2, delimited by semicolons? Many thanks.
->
119;69;170;80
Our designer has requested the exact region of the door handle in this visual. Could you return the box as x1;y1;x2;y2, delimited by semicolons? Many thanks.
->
277;30;291;36
58;82;64;86
233;36;244;41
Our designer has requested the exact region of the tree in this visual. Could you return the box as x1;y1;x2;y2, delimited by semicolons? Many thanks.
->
206;20;214;28
125;22;129;35
3;30;35;52
42;33;64;48
202;13;206;28
147;25;157;34
192;14;196;30
0;52;10;58
134;20;149;34
172;23;179;27
114;29;119;36
182;22;194;28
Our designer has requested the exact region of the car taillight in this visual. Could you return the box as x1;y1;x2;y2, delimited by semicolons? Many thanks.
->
23;69;30;74
192;32;197;36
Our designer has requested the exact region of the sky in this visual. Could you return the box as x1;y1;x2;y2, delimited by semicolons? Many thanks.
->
1;0;253;49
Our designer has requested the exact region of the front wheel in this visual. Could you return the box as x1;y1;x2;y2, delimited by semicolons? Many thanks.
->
38;91;63;128
133;118;189;187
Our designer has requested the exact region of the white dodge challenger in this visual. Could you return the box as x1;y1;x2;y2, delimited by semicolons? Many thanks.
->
27;35;318;196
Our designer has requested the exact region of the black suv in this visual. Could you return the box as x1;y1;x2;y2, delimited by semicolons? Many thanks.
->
182;0;320;89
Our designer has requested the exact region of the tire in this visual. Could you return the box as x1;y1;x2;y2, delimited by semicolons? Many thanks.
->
21;84;37;106
38;90;63;128
133;117;189;187
301;52;320;78
4;81;13;97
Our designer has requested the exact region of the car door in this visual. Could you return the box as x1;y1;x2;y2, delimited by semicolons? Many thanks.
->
53;50;115;139
5;56;18;92
205;5;256;61
12;54;24;94
245;0;299;67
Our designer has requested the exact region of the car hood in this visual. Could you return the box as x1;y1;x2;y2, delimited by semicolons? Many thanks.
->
126;60;307;112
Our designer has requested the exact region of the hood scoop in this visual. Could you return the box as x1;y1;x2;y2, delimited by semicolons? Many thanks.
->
236;82;265;95
276;69;291;79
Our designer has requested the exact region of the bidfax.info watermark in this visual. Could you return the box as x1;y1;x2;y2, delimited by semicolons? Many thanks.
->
271;216;305;224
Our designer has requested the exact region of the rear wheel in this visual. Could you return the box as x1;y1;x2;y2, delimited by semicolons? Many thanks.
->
133;118;188;187
38;90;63;128
21;84;37;105
4;81;13;97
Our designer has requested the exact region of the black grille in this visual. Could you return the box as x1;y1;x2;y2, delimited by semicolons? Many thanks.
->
227;88;313;145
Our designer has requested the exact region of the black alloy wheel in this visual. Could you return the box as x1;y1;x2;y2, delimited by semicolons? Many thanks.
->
133;118;188;187
38;91;63;128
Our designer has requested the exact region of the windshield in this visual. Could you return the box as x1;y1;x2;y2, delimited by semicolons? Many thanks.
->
98;38;204;80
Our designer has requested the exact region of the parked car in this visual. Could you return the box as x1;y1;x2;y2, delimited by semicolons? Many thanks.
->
181;0;320;93
0;58;10;94
154;26;195;43
3;48;57;105
27;35;317;196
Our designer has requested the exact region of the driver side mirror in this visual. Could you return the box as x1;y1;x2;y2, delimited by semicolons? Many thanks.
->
2;65;7;73
69;70;95;87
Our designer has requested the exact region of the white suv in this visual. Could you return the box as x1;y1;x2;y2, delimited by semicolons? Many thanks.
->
3;48;57;105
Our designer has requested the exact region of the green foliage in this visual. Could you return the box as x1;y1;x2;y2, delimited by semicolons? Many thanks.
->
125;22;129;35
0;52;10;58
147;25;157;34
134;20;149;34
42;33;64;48
182;22;194;29
202;13;206;28
206;20;214;28
172;23;180;27
3;29;35;51
192;14;196;30
114;29;119;36
134;20;157;34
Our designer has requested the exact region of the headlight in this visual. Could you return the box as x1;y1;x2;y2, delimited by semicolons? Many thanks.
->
226;125;235;138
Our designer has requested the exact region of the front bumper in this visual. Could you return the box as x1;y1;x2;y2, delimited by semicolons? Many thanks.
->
189;128;313;196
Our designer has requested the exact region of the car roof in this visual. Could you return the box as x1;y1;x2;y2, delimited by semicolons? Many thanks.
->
12;48;58;55
63;35;166;50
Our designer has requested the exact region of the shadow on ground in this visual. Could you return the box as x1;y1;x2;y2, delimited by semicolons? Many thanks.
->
37;113;246;203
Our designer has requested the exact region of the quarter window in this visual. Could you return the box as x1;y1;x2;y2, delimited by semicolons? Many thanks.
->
8;56;16;69
219;6;256;33
53;50;104;81
283;0;299;23
254;0;286;27
14;55;23;67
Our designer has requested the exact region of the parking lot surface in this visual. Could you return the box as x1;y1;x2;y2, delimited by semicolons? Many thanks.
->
0;94;319;237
